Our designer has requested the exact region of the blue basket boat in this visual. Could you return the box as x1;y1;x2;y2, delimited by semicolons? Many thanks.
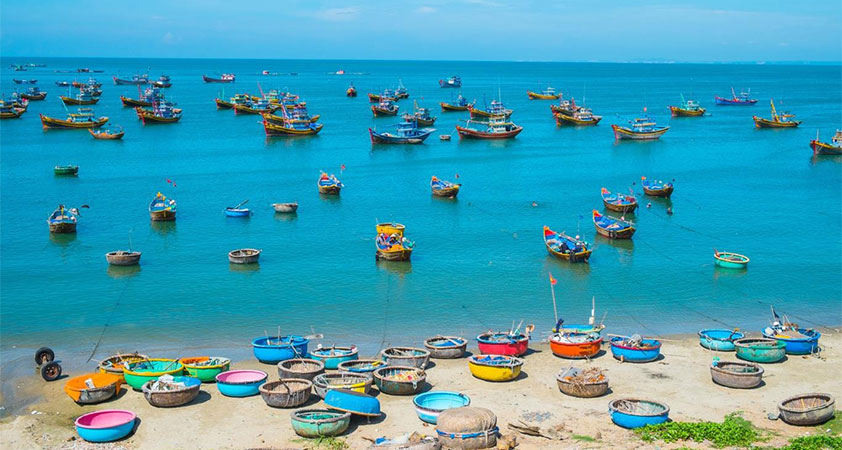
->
762;327;820;355
215;370;267;397
324;388;381;417
698;329;745;352
252;335;309;363
75;410;137;443
609;398;670;429
610;336;662;363
309;346;359;370
412;391;471;424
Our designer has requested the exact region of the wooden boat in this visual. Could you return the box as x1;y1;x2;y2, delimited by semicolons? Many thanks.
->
710;361;763;389
714;250;749;269
203;73;236;83
753;99;801;128
556;107;601;126
609;335;661;363
734;338;786;363
476;331;529;356
556;367;608;398
669;95;706;116
73;77;102;88
698;329;744;351
291;409;351;438
715;88;757;105
89;126;124;140
60;90;100;105
527;86;560;100
468;99;512;119
543;226;592;262
592;210;635;239
264;108;320;125
180;356;231;382
337;359;385;374
47;205;78;233
423;336;467;359
318;172;342;195
64;373;123;404
311;346;359;370
97;353;148;381
468;355;523;382
439;94;473;111
56;81;71;87
151;75;172;88
259;379;312;408
549;332;602;359
136;102;181;124
369;119;434;144
113;73;149;85
394;80;409;99
456;116;523;139
74;410;136;443
123;359;184;390
272;202;298;213
612;116;669;140
413;391;471;424
142;375;201;407
762;310;821;355
346;84;357;97
149;192;176;221
215;98;233;109
371;99;399;117
263;119;323;136
54;165;79;175
312;373;372;399
278;359;324;381
405;102;436;126
12;79;37;84
601;188;638;212
439;75;461;88
0;103;25;119
373;366;426;395
20;86;47;100
229;248;261;264
368;91;394;103
381;347;430;369
430;176;460;198
640;176;673;197
233;98;276;115
778;393;836;426
609;398;669;429
105;251;141;266
435;408;498;448
375;224;414;261
551;97;580;116
810;130;842;155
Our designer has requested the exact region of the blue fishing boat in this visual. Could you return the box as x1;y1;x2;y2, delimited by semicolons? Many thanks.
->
641;176;674;197
592;210;635;239
369;119;435;144
439;75;461;88
609;399;670;429
13;79;37;84
225;200;251;217
762;308;821;355
325;389;381;417
714;250;749;269
148;193;176;221
309;346;359;369
394;80;409;99
543;226;592;262
113;73;149;85
413;391;471;424
601;188;638;213
468;99;513;119
252;335;309;363
715;88;757;105
47;205;79;233
318;172;343;195
698;329;745;351
609;335;661;362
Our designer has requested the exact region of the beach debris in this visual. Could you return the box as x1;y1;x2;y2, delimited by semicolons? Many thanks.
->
507;421;569;440
520;410;552;423
497;434;518;449
559;367;605;388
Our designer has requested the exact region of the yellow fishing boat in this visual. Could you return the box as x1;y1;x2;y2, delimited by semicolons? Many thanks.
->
753;99;801;128
375;222;413;261
467;355;523;382
527;86;560;100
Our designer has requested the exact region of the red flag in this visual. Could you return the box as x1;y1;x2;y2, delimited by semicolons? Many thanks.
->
643;106;647;112
166;178;172;184
549;274;557;285
341;164;346;171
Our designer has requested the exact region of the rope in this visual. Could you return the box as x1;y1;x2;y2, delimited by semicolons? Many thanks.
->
86;274;132;363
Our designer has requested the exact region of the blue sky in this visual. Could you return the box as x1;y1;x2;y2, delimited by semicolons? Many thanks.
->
2;0;840;62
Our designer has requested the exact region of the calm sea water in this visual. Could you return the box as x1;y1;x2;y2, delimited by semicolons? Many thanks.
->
1;59;840;366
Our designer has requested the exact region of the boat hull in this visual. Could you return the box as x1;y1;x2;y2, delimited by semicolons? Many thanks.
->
714;252;749;269
89;129;124;140
555;114;601;126
49;222;77;233
20;92;46;101
202;75;235;83
105;252;141;266
113;77;147;85
54;166;79;175
468;107;512;119
643;185;673;197
149;209;176;221
376;248;412;261
371;106;398;116
318;185;341;195
476;334;528;356
439;102;470;112
698;329;744;352
608;399;669;429
120;96;151;107
136;108;181;124
0;109;25;119
549;336;602;359
715;97;757;105
369;128;432;144
40;114;108;129
710;361;763;389
734;338;786;363
215;99;233;109
272;203;298;213
609;337;661;363
810;140;842;155
753;117;801;128
603;199;638;213
612;124;669;140
762;329;820;355
456;125;522;139
264;121;323;136
468;357;523;382
527;91;559;100
669;106;706;117
431;186;460;198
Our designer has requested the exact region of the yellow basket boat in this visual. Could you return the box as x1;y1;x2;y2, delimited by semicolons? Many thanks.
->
467;355;523;382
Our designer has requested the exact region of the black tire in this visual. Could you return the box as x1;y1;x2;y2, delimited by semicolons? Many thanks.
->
35;347;55;365
40;362;62;381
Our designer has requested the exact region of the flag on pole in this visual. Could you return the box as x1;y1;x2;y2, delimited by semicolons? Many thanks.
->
341;164;346;171
549;273;557;285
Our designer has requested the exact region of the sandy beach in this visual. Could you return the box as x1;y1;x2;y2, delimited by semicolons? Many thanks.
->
0;331;840;450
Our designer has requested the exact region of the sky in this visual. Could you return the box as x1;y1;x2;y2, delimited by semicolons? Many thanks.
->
1;0;840;62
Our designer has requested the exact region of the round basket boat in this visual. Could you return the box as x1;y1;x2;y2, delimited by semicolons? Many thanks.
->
123;359;184;390
337;359;387;374
259;378;312;408
228;248;261;264
325;388;381;417
699;329;745;352
413;391;471;424
215;370;267;397
381;347;430;369
309;345;359;370
435;407;498;450
549;332;602;359
424;336;467;359
608;398;670;429
252;335;309;364
75;409;137;443
64;373;123;405
180;356;230;382
778;393;835;426
556;367;609;398
105;250;141;266
290;409;351;438
98;353;148;381
468;355;523;382
373;366;426;395
278;359;325;381
312;372;373;399
476;332;529;356
710;361;763;389
141;376;201;407
734;338;786;363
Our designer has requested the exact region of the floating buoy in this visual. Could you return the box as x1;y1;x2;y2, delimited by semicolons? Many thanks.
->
440;135;451;141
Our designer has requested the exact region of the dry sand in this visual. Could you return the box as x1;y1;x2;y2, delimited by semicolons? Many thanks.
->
1;332;840;450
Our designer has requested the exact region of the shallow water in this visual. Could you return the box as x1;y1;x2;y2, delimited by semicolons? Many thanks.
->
1;58;840;367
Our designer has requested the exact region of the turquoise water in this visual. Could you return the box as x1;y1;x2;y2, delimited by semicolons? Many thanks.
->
1;59;840;362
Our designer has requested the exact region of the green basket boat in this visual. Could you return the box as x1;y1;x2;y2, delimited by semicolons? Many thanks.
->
734;338;786;363
54;165;79;176
714;251;749;269
180;356;231;382
123;359;184;390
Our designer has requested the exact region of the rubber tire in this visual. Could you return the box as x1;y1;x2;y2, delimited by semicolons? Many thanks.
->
35;347;55;365
40;362;62;381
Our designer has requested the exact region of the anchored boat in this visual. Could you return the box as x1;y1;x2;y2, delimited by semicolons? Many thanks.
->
47;205;79;233
762;307;821;355
89;126;124;140
669;95;705;117
715;88;757;105
148;192;176;221
113;73;149;85
371;98;399;116
40;108;108;129
555;105;601;126
135;102;181;124
592;210;635;239
456;116;523;139
20;86;47;101
440;94;474;111
468;99;512;119
202;73;235;83
810;130;842;155
375;222;414;261
346;84;357;97
60;89;100;105
601;188;638;213
369;119;434;144
543;226;592;262
713;250;749;269
527;86;560;100
318;172;343;195
753;99;801;128
549;332;602;359
439;75;461;88
405;101;436;126
612;115;669;140
430;176;460;198
640;176;674;197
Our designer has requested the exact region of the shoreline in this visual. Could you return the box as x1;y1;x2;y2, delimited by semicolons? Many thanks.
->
2;331;840;449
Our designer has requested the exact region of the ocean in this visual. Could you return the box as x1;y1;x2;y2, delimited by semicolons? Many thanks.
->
1;58;840;382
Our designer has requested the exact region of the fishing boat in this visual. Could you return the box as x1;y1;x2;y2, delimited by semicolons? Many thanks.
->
12;79;37;84
371;98;399;116
225;199;251;217
47;205;78;233
762;308;821;355
318;172;343;195
777;393;836;426
551;97;580;116
556;367;609;398
413;391;471;424
123;359;184;390
369;119;434;144
151;74;172;88
375;223;414;261
476;331;529;356
346;84;357;97
203;74;236;83
149;192;176;221
810;130;842;155
709;360;763;389
467;355;523;382
54;165;79;176
113;73;149;85
105;251;141;266
468;99;513;119
20;86;47;101
373;366;426;395
555;106;601;126
393;80;409;99
439;75;461;88
40;108;108;129
64;373;123;405
229;248;261;264
440;94;474;112
215;97;233;109
310;346;359;369
592;210;635;239
75;410;136;443
263;118;323;136
753;99;801;128
549;332;602;359
259;379;312;408
698;329;745;351
734;338;786;363
216;370;267;397
290;409;351;438
380;347;430;369
612;115;669;140
120;86;161;107
456;116;523;139
233;97;277;115
527;86;560;100
715;88;757;105
542;226;592;262
669;95;706;117
89;126;125;140
430;176;460;198
272;202;298;213
405;101;436;126
609;399;670;429
640;176;673;197
609;335;662;363
0;102;25;119
713;250;749;269
135;102;182;124
601;188;638;212
424;336;467;359
60;89;100;105
72;78;102;89
56;81;71;87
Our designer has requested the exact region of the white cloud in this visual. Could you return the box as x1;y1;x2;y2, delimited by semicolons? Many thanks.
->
313;7;360;22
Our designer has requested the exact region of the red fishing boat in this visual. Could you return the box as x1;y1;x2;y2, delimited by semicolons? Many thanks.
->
346;84;357;97
456;116;522;139
477;330;530;356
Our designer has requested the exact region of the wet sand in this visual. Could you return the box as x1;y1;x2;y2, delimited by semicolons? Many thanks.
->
1;332;840;449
